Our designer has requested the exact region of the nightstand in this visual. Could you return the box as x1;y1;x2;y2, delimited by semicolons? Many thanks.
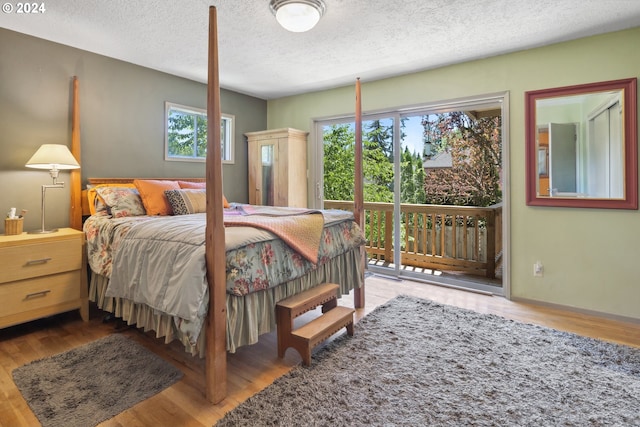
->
0;228;89;329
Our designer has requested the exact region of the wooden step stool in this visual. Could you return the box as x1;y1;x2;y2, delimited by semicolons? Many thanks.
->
276;283;355;366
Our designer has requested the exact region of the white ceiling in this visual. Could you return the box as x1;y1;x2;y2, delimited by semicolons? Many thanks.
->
1;0;639;100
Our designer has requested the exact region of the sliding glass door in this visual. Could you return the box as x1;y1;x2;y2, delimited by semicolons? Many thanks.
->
321;116;399;272
314;93;508;295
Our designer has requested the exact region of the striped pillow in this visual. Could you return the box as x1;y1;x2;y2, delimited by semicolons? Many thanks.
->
164;189;206;215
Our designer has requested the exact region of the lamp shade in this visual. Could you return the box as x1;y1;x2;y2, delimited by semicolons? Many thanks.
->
25;144;80;170
270;0;326;33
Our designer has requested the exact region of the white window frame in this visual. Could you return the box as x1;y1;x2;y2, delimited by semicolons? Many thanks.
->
164;102;235;164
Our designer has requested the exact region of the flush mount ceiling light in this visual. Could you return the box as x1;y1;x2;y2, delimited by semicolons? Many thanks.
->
269;0;326;33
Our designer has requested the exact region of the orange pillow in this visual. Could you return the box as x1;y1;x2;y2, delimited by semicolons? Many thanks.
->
177;180;230;208
133;179;180;215
177;180;205;189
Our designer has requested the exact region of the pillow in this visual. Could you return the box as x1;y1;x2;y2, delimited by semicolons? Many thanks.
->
177;180;205;189
165;189;207;215
177;180;230;208
133;179;180;216
94;187;146;218
87;183;137;215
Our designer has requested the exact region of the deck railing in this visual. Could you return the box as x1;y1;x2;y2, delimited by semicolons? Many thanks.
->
324;200;503;278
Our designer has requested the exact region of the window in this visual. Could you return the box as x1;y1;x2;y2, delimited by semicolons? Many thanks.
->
165;102;234;163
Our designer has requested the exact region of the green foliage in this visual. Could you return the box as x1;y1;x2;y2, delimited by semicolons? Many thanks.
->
323;124;355;201
167;107;232;160
323;123;395;204
423;112;502;207
323;111;502;256
365;120;393;159
400;147;429;204
167;110;207;158
363;137;394;202
413;161;426;203
323;111;502;209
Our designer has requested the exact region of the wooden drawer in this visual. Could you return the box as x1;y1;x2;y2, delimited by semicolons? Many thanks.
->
0;238;81;284
0;271;81;319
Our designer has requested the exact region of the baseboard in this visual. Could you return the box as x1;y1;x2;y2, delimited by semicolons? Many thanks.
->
510;296;640;325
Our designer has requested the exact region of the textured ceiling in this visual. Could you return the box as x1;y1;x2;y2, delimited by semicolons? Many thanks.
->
1;0;639;99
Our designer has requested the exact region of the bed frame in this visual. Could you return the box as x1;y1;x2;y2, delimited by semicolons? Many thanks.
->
68;6;365;404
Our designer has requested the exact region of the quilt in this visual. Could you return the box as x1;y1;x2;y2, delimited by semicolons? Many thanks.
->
85;207;365;346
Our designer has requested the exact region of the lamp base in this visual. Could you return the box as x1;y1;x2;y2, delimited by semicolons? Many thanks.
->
28;228;59;234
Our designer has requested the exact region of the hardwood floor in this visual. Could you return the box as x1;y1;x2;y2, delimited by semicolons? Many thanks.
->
1;275;638;427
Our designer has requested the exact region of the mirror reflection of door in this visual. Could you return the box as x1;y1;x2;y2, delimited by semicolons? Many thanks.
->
549;123;578;195
587;98;623;198
537;129;549;196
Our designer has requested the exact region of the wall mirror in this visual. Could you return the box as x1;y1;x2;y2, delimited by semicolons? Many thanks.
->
525;78;637;209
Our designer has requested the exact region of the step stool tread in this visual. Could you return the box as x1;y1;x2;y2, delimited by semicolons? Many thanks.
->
276;283;339;309
291;306;355;342
276;283;339;319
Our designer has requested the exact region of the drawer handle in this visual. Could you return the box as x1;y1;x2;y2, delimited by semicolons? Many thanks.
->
25;257;52;265
25;290;51;299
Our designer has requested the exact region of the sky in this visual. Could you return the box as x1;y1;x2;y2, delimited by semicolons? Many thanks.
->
324;114;427;156
369;116;427;156
401;116;426;156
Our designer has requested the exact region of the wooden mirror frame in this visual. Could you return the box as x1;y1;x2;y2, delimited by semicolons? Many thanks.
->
525;78;638;209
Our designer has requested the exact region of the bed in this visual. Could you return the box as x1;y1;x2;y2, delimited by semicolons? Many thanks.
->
68;7;366;404
82;185;365;354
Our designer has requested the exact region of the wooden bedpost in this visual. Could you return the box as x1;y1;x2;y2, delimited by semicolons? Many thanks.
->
354;78;365;308
205;5;228;404
70;76;82;230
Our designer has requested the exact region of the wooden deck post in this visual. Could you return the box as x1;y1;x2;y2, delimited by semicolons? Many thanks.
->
384;211;393;261
485;209;496;279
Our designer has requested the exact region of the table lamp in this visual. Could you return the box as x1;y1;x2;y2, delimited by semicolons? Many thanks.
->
25;144;80;233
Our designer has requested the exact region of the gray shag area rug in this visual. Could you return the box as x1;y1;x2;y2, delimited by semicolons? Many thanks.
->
216;295;640;426
12;334;183;427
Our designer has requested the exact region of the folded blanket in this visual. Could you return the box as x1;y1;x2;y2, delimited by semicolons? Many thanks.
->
224;204;324;263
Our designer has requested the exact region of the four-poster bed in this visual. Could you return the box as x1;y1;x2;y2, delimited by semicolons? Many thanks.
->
68;6;366;404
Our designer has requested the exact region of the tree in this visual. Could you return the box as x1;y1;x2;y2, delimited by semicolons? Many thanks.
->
323;111;501;207
413;156;426;203
323;124;355;201
167;111;207;157
363;137;394;202
323;123;395;203
400;147;416;203
365;119;393;160
423;112;502;207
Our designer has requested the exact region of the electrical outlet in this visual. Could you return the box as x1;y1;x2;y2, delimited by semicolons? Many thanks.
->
533;261;544;277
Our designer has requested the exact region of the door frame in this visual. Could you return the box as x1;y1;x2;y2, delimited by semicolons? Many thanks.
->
310;91;511;299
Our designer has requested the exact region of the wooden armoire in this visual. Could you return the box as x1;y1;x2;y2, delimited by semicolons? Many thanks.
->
245;128;308;208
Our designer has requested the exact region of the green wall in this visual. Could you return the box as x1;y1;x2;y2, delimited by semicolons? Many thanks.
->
0;28;266;233
266;27;640;321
